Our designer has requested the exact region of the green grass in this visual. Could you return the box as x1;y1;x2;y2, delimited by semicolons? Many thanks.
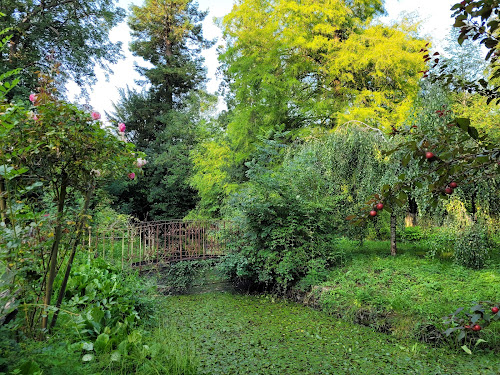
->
317;239;500;344
160;292;500;375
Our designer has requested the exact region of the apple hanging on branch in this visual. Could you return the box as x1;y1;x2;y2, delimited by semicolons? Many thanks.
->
348;116;498;223
346;116;499;258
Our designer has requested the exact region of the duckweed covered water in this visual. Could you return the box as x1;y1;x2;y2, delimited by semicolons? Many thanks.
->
160;292;499;375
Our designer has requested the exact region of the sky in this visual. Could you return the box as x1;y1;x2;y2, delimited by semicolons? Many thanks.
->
67;0;459;122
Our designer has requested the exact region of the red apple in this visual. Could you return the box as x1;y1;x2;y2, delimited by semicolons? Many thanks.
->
472;324;481;331
445;187;453;194
376;203;384;210
449;181;458;189
464;325;471;329
369;210;377;217
492;306;499;314
425;151;434;159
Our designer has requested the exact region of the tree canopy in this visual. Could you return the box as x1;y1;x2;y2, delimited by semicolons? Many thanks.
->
0;0;125;98
219;0;425;162
107;0;215;220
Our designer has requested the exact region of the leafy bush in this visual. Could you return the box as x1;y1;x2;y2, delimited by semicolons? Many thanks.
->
454;224;491;269
222;168;344;291
423;227;456;259
58;257;155;332
442;301;500;353
400;226;424;242
160;259;218;294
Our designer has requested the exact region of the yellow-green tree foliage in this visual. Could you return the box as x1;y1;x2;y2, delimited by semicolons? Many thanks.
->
220;0;425;160
190;0;426;218
333;23;425;130
188;140;238;219
451;92;500;142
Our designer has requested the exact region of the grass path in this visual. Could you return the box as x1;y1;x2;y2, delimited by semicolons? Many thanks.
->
160;292;499;375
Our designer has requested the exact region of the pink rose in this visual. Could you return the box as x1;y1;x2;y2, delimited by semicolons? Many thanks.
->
128;172;136;180
29;94;36;103
118;123;126;132
33;114;38;121
91;112;101;120
135;158;147;168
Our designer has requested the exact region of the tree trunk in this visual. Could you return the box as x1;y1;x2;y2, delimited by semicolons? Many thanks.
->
41;172;68;330
390;213;397;256
405;194;418;227
50;183;94;330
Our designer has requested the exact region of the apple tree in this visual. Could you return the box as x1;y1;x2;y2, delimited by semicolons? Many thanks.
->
348;0;500;258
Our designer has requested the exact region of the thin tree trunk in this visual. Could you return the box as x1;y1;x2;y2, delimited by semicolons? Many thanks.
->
390;213;397;256
471;190;477;222
0;177;6;224
49;184;94;330
41;172;68;330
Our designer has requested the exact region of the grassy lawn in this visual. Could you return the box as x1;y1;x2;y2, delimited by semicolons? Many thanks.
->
316;240;500;345
160;292;499;375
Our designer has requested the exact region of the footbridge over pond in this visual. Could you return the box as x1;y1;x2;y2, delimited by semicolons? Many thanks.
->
83;220;230;270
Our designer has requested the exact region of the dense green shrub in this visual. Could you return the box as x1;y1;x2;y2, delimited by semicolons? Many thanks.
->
160;259;218;294
222;187;341;291
423;227;457;259
454;224;491;269
220;127;391;291
400;226;424;242
57;257;156;334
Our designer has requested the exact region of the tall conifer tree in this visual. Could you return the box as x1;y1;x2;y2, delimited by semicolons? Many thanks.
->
108;0;214;220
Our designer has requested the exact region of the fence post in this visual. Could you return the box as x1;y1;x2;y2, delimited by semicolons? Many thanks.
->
139;225;143;266
111;229;115;262
88;227;92;261
102;229;106;259
156;222;159;267
121;231;125;271
130;225;134;263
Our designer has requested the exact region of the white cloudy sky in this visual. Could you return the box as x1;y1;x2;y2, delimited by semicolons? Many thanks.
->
68;0;459;121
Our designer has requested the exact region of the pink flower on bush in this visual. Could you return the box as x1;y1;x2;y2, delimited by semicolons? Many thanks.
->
135;158;147;168
91;112;101;120
29;94;36;103
28;111;39;121
118;123;126;132
128;172;136;180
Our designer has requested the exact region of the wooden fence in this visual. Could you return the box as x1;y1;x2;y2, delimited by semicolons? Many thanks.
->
83;220;228;269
